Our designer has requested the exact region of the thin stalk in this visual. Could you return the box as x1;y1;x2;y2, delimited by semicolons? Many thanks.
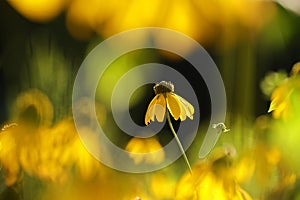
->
166;111;193;174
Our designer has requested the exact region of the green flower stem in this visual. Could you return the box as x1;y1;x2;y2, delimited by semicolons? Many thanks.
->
166;111;193;174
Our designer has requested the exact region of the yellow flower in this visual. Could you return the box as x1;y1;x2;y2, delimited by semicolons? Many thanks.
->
0;125;20;186
145;81;194;125
125;137;165;164
268;63;300;119
268;80;293;119
7;0;68;22
150;172;177;199
175;145;253;200
0;90;108;186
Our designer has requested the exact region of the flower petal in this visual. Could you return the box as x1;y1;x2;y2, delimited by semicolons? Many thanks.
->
176;94;194;120
154;94;166;122
145;94;159;125
166;93;181;120
145;94;166;125
179;103;187;121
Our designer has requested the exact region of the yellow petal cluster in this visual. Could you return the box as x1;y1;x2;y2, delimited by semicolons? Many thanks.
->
268;63;300;119
125;137;164;164
145;82;194;125
8;0;276;44
175;145;253;200
0;90;105;185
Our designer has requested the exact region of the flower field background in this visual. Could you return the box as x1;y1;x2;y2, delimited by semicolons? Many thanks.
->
0;0;300;199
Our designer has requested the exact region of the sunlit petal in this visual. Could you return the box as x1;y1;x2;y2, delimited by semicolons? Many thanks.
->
175;94;194;120
166;93;181;120
145;94;166;124
155;94;166;122
179;103;187;121
145;94;159;125
268;79;295;119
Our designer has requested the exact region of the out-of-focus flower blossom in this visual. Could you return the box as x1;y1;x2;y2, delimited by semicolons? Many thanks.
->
65;0;106;40
268;80;294;119
84;0;276;45
251;142;281;188
0;89;106;186
145;81;194;125
150;172;177;199
7;0;69;22
192;0;276;48
65;0;205;42
72;128;103;180
8;0;277;47
11;89;53;128
290;62;300;76
125;137;164;164
268;63;300;119
175;145;253;200
267;172;297;200
249;140;297;199
0;124;19;186
241;115;298;199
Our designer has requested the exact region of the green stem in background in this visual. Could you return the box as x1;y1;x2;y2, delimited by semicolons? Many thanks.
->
166;111;193;175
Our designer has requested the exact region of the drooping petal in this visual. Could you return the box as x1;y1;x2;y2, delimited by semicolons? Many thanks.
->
145;94;166;125
166;93;181;120
175;95;187;121
176;94;195;120
179;102;187;121
145;94;159;125
154;94;166;122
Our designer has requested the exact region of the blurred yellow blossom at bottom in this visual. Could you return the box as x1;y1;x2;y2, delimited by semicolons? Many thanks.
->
150;172;177;199
125;137;165;164
175;145;252;200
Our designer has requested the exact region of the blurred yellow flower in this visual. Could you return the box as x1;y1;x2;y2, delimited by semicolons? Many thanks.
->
0;89;106;186
251;114;298;198
175;145;253;200
0;124;19;186
11;89;54;128
8;0;276;46
7;0;69;22
290;62;300;76
268;80;294;119
145;81;194;125
150;172;177;199
268;63;300;119
251;143;281;189
125;137;164;164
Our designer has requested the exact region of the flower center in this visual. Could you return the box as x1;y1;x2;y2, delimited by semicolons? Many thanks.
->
153;81;174;94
